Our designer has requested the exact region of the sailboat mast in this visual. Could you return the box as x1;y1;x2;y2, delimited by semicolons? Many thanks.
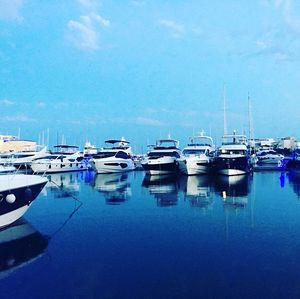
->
223;85;228;136
248;93;254;145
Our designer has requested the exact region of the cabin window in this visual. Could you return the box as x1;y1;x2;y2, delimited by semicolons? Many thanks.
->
115;151;130;159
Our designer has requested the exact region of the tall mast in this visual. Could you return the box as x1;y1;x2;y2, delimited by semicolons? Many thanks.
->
223;85;228;135
248;92;254;142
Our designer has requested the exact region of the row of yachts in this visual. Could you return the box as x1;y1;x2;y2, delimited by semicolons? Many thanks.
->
0;132;295;177
0;131;297;245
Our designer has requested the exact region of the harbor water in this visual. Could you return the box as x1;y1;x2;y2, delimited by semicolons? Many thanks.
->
1;170;300;298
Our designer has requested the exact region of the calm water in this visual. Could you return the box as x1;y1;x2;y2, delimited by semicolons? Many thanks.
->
1;170;300;298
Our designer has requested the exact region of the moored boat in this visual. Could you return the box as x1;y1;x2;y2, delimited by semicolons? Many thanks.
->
89;138;135;174
214;132;252;176
178;132;215;175
141;138;182;175
30;145;88;173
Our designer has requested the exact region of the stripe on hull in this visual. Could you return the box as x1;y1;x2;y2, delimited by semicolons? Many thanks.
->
0;206;29;229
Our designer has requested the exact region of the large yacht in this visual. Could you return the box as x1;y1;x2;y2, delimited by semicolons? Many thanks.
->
254;149;284;166
30;145;88;173
141;138;182;175
214;132;252;176
89;138;135;174
178;132;215;175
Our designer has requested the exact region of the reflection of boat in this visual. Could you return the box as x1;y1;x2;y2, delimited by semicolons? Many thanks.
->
142;174;179;206
0;174;48;228
214;175;251;208
46;172;81;199
92;173;131;205
179;175;213;209
0;219;48;279
287;172;300;197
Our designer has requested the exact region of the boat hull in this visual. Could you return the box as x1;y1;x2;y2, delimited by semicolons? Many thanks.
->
179;157;212;175
31;161;88;173
0;175;48;228
142;157;179;175
214;156;251;176
90;158;135;174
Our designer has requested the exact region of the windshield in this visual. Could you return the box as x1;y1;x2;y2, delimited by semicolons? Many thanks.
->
183;149;206;156
148;151;180;158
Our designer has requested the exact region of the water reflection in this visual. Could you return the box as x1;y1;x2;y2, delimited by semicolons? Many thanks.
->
179;175;213;209
142;174;179;207
287;171;300;197
0;219;48;280
92;173;131;205
46;172;83;199
214;175;252;209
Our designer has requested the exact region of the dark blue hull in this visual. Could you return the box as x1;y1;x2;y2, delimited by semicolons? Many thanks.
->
0;181;47;217
142;161;179;174
213;156;252;175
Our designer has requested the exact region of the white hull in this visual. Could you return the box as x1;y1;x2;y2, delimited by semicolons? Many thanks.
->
90;158;135;174
179;158;211;175
142;156;179;175
0;205;29;229
31;161;88;173
217;169;247;176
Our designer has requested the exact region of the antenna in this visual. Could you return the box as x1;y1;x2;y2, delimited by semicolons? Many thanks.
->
248;92;254;147
223;84;228;135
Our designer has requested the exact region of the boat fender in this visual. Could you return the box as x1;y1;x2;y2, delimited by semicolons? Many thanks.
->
6;193;16;204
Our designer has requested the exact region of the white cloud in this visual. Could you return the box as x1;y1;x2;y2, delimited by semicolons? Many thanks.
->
131;0;145;7
0;0;23;22
37;101;46;108
68;17;99;51
1;114;34;122
77;0;95;10
67;2;110;51
159;19;185;38
275;0;300;32
0;99;14;106
135;117;164;126
91;13;110;27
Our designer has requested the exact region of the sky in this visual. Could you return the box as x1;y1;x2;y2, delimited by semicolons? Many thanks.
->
1;0;300;152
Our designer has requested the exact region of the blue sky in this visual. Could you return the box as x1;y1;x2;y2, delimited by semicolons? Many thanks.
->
1;0;300;151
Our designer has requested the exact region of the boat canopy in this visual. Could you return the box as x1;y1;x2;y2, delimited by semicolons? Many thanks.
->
105;139;130;144
54;145;79;149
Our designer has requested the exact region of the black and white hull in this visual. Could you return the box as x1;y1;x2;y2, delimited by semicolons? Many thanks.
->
0;174;48;228
142;138;182;175
214;155;251;176
142;156;179;175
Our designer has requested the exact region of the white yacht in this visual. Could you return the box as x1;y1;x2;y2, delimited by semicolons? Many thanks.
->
178;133;215;175
30;145;88;173
214;132;252;176
89;138;135;174
141;138;182;175
254;149;284;166
0;146;49;169
0;174;48;228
